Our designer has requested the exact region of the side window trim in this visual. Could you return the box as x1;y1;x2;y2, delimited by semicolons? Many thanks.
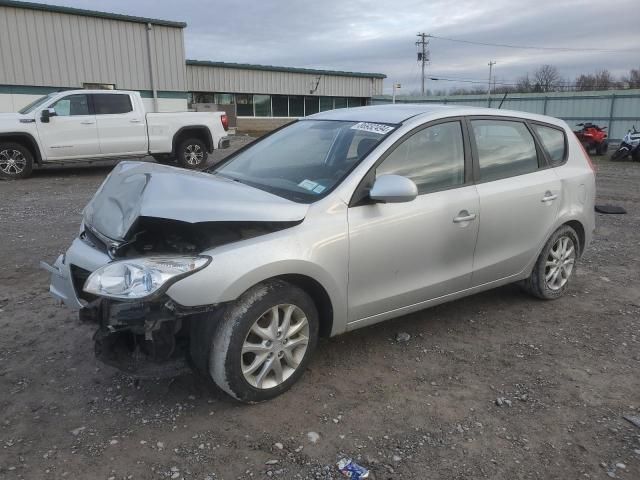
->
526;120;569;167
349;116;471;207
465;115;545;184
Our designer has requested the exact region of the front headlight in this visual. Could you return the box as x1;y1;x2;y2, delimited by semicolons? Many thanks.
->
83;256;211;300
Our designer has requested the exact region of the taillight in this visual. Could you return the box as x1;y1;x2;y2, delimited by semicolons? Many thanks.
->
578;141;596;173
221;114;228;131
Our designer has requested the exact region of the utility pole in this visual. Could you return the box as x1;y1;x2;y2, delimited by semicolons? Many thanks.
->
416;33;430;96
487;60;496;96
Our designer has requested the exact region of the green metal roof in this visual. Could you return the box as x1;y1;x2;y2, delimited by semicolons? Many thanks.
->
186;60;387;79
0;0;187;28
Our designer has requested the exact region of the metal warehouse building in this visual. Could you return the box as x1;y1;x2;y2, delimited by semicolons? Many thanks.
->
0;0;386;127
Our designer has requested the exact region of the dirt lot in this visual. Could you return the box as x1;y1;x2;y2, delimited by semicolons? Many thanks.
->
0;145;639;480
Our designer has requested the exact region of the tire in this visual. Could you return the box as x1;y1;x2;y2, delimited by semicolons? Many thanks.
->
611;146;629;161
595;141;608;156
177;138;208;169
0;142;34;180
152;154;175;165
208;280;319;403
522;225;579;300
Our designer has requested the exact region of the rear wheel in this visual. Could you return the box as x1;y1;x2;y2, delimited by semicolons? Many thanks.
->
0;142;33;180
522;225;579;300
177;138;208;169
207;280;319;403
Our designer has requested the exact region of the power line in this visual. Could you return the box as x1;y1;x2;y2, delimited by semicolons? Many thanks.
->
427;34;635;53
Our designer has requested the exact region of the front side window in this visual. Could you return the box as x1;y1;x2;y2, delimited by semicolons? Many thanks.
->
376;121;465;194
93;94;132;115
532;124;566;166
51;94;90;116
472;120;539;182
213;120;395;202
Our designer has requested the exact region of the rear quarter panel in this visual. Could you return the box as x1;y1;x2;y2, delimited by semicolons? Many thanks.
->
146;112;225;154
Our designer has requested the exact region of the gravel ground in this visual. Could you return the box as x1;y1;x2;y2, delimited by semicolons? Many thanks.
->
0;145;639;480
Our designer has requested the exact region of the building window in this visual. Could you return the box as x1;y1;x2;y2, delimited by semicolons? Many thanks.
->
83;83;114;90
305;97;319;116
320;97;334;112
289;96;304;117
334;97;347;109
214;93;235;105
236;94;254;116
272;95;289;117
193;93;214;104
348;97;364;108
254;95;272;117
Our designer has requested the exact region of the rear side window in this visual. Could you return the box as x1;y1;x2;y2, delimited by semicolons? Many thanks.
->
532;124;566;166
377;121;465;194
471;120;538;182
93;94;133;115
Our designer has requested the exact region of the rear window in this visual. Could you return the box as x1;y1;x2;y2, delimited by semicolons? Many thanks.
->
532;124;566;166
93;94;133;115
471;120;539;182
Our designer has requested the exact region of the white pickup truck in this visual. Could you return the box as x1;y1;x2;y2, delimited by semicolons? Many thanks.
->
0;89;229;179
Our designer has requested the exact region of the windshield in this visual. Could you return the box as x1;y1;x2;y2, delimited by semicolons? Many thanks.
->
212;120;395;202
18;93;56;114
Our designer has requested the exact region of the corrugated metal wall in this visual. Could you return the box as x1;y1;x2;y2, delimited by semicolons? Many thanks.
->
0;4;186;91
186;64;384;98
372;90;640;140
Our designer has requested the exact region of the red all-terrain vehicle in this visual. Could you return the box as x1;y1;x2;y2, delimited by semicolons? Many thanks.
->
574;123;609;155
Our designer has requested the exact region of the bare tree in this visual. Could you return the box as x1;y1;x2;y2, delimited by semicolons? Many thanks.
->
516;74;533;93
622;67;640;88
533;65;560;92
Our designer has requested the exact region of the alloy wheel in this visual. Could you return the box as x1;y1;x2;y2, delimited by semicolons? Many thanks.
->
0;149;26;175
241;304;310;389
545;236;576;291
184;144;204;165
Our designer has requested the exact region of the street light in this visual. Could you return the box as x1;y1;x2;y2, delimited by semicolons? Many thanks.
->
392;83;402;104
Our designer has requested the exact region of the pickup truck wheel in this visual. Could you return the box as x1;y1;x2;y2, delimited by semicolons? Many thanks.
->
177;138;208;169
208;280;319;403
0;143;33;180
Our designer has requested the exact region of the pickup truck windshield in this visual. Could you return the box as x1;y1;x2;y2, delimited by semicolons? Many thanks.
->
213;120;395;202
18;93;57;114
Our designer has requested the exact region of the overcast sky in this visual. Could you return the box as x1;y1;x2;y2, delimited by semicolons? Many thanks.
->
36;0;640;94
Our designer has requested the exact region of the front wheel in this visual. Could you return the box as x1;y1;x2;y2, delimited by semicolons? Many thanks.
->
0;143;34;180
522;225;579;300
177;138;208;169
611;146;629;161
208;280;319;403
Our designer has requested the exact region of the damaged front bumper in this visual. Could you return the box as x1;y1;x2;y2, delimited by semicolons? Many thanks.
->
42;239;217;377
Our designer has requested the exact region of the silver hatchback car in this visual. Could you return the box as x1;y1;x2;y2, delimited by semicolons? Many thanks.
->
44;104;595;402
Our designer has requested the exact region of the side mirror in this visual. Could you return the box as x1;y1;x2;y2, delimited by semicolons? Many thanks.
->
369;174;418;203
40;108;56;123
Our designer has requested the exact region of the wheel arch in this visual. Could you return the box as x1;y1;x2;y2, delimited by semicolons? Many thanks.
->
563;219;585;255
171;126;213;155
0;132;43;165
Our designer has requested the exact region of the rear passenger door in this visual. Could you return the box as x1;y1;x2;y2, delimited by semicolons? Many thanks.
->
92;93;147;155
468;117;561;286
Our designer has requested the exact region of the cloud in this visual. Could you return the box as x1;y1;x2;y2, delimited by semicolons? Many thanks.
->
32;0;640;93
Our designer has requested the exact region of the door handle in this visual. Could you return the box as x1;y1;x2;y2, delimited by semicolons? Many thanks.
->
541;192;558;202
130;119;142;123
453;211;477;223
80;121;95;125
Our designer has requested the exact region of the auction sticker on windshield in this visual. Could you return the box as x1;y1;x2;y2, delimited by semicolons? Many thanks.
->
350;122;395;135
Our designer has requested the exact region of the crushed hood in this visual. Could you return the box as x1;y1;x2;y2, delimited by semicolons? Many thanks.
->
83;161;309;240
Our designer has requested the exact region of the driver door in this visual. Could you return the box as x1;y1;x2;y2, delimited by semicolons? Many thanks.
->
36;93;100;159
347;120;480;323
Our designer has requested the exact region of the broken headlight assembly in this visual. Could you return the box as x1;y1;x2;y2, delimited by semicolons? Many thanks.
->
83;256;211;300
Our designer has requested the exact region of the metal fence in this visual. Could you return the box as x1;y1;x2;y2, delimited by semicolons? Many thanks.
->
372;89;640;140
